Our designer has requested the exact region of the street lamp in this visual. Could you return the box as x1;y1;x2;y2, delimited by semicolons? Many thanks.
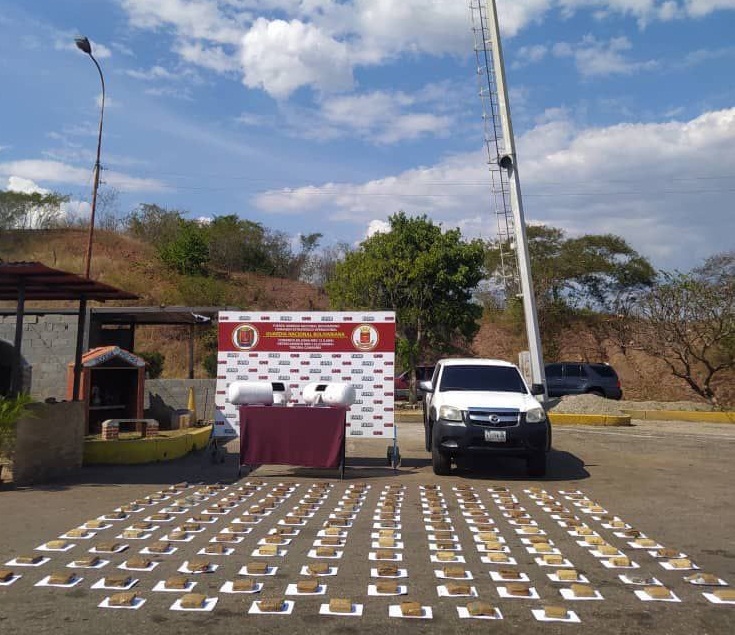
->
74;36;105;279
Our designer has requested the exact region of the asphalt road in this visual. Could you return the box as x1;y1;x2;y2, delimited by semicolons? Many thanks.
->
0;417;733;634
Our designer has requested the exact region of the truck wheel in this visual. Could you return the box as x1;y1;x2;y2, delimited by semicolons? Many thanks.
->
431;428;451;475
526;452;547;478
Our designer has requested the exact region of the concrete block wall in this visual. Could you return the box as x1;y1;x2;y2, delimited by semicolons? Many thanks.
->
144;379;217;427
0;315;77;400
10;401;85;485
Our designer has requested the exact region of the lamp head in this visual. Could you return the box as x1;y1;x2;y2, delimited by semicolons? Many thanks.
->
499;154;514;171
75;36;92;55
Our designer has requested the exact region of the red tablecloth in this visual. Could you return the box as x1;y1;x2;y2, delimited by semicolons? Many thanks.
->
239;405;347;469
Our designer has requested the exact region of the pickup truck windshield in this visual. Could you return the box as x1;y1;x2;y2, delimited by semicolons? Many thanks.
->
439;365;527;393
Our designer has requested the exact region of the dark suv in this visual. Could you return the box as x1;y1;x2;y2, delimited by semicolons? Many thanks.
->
545;362;622;400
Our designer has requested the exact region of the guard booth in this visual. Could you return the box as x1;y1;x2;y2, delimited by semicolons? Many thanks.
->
66;346;145;435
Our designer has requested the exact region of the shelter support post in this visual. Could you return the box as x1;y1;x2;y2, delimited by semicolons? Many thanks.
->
72;297;88;401
10;280;26;396
188;325;194;379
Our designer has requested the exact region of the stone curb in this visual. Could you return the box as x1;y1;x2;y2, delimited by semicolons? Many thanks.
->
548;413;632;427
83;426;212;465
622;410;735;423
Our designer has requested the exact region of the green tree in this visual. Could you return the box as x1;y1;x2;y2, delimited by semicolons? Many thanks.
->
125;203;182;246
0;190;68;229
485;225;656;357
327;212;485;401
159;220;209;275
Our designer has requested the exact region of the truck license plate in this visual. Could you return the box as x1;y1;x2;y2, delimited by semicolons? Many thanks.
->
484;429;506;442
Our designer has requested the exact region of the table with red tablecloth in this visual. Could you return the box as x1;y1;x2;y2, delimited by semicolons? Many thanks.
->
238;405;348;478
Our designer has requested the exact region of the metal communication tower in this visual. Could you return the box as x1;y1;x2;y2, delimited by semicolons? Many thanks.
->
469;0;520;298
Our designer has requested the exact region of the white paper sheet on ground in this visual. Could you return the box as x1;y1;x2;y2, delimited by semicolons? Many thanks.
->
177;563;217;574
430;555;465;564
590;550;623;559
516;529;546;536
618;574;662;586
6;557;50;567
686;576;728;586
434;569;473;580
560;588;604;601
98;597;146;610
220;581;263;594
534;558;574;568
152;580;197;592
660;562;698;571
317;530;347;538
370;568;408;579
170;597;218;612
319;603;364;616
248;600;295;615
307;550;342;559
91;578;138;591
36;544;76;553
100;515;128;522
257;538;291;546
372;542;404;550
703;593;735;604
162;535;194;543
239;565;278;576
437;585;478;598
428;543;460;551
527;547;563;556
432;535;460;543
197;547;235;556
0;575;21;586
532;608;581;623
615;531;645;539
601;560;640;570
456;606;502;620
520;538;549;546
252;549;287;558
140;546;176;556
67;559;109;569
497;586;540;600
481;556;518;565
299;565;336;576
388;605;432;619
144;515;172;523
548;573;589;584
60;532;95;540
369;552;403;562
634;589;681;602
286;583;326;596
490;572;530;583
373;523;402;531
118;561;159;572
469;522;495;531
371;532;402;540
424;525;455;533
35;575;83;588
211;536;243;545
367;584;407;596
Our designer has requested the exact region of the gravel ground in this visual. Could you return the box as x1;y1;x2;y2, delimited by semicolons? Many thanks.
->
548;394;713;415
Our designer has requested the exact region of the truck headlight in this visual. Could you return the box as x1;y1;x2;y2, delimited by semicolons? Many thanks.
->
439;405;464;422
526;407;546;423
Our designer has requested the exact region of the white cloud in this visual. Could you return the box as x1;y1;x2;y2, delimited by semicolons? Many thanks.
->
7;176;49;194
125;65;180;81
114;0;735;99
0;160;166;193
315;90;452;143
513;44;549;68
254;108;735;270
5;176;90;225
366;219;390;238
240;19;353;98
552;35;658;76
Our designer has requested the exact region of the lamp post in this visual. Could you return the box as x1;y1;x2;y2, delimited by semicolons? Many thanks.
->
74;36;105;279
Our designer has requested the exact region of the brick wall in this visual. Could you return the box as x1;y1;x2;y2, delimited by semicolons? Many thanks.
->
0;315;78;400
9;401;85;485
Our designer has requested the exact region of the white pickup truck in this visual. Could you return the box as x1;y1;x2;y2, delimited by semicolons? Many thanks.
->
420;358;550;476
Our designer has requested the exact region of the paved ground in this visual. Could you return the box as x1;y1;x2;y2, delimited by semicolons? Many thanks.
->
0;417;733;634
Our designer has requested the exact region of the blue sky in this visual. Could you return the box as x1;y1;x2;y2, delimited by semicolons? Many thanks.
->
1;0;734;272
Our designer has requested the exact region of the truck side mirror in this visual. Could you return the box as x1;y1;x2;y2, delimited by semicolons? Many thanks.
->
530;383;545;396
419;380;433;394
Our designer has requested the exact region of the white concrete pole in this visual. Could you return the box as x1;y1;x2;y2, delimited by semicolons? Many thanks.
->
485;0;546;392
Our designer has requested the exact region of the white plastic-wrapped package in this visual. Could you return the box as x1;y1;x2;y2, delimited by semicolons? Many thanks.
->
227;381;273;405
302;382;329;405
322;383;356;406
271;382;292;405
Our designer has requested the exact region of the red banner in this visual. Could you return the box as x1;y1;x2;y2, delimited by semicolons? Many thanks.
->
219;320;395;353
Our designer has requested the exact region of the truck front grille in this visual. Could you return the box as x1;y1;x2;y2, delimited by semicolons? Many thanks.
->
466;407;520;428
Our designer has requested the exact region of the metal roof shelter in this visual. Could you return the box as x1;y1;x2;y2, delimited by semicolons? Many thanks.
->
0;261;138;398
